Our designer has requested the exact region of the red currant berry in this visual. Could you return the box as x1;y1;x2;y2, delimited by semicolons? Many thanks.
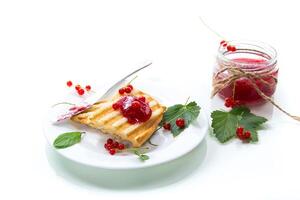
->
67;80;73;87
119;88;125;95
125;87;132;93
227;45;233;51
176;118;185;128
112;103;120;110
244;131;251;139
77;88;85;96
131;101;141;109
85;85;91;91
231;46;237;51
127;84;133;90
138;96;146;102
225;97;234;108
75;85;81;91
118;143;125;150
107;138;113;144
236;127;244;139
222;43;228;47
104;143;112;150
236;127;244;134
113;141;119;148
220;40;226;45
163;123;171;130
109;149;116;155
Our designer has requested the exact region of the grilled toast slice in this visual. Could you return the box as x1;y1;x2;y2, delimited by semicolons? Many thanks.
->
71;88;166;147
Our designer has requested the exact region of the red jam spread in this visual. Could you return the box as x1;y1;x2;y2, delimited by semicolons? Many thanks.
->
218;58;278;105
112;96;152;124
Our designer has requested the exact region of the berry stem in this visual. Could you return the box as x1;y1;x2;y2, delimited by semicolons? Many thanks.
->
127;75;138;85
52;102;76;107
198;16;226;40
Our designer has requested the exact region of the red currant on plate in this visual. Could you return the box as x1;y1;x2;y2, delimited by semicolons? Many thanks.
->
163;123;171;130
176;118;185;128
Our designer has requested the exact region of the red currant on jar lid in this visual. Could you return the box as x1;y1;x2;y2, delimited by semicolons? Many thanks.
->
66;80;73;87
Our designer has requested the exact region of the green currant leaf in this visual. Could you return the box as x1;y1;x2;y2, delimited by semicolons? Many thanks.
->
161;101;201;137
211;106;267;143
53;132;84;149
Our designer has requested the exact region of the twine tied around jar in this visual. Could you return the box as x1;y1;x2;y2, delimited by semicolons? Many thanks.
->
211;66;300;122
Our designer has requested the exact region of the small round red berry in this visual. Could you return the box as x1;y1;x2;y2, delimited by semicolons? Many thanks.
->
231;46;237;51
109;149;116;155
236;127;244;139
75;85;81;91
131;101;141;109
244;131;251;139
85;85;91;91
236;127;244;134
163;123;171;130
227;45;233;51
67;80;73;87
77;88;85;96
112;103;120;110
176;118;185;128
119;88;125;95
127;84;133;90
138;96;146;102
107;138;113;144
222;43;228;47
104;143;112;150
225;97;234;108
118;143;125;150
125;87;132;93
220;40;226;45
113;141;119;148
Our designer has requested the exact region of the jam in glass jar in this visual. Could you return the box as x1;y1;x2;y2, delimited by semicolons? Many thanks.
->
215;41;278;105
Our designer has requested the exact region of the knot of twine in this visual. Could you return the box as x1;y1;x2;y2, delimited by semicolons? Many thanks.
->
212;66;300;122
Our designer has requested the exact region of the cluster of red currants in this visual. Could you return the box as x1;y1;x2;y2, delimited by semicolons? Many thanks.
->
220;40;236;52
236;127;251;141
119;84;133;95
66;80;91;96
104;138;126;155
163;118;185;131
224;97;241;108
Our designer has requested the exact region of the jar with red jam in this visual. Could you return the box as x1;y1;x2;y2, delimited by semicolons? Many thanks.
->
215;41;278;105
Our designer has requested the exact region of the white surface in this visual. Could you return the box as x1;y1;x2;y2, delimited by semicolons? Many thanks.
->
1;0;300;200
44;79;208;169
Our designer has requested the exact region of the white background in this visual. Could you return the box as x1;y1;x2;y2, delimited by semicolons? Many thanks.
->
1;0;300;199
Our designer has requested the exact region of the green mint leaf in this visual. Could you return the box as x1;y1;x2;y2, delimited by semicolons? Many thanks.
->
211;106;267;143
53;131;83;149
161;101;201;137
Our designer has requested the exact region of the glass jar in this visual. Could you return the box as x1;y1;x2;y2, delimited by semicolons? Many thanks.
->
215;41;278;105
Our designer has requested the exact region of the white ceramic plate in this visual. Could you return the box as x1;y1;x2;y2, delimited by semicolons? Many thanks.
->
43;79;208;169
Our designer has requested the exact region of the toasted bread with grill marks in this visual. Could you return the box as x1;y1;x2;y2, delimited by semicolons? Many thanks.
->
71;88;166;147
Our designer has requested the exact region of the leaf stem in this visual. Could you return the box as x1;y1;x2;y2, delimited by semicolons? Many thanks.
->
184;96;190;106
